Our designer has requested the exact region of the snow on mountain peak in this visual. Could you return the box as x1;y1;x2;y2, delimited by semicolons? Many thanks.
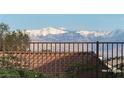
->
24;27;124;42
77;30;111;37
26;27;67;37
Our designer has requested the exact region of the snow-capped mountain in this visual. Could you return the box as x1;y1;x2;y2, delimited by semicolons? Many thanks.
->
25;27;124;42
26;27;67;37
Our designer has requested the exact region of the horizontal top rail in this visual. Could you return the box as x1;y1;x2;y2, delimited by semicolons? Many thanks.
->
29;41;124;43
3;41;124;45
29;41;96;43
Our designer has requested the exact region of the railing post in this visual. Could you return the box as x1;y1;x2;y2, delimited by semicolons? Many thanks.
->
96;41;99;78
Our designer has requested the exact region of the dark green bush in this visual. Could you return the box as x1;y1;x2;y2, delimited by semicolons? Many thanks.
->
0;68;45;78
65;62;97;78
17;69;45;78
0;68;20;78
0;56;45;78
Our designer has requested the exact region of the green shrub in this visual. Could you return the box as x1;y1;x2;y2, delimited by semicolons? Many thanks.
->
0;68;45;78
0;68;20;78
65;62;97;78
17;69;45;78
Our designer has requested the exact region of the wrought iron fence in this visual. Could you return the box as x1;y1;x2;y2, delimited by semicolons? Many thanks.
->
0;41;124;78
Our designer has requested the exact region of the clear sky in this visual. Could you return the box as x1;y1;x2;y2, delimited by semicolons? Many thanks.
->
0;14;124;31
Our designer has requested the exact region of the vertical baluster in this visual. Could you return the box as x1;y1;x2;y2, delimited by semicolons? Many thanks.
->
64;43;66;72
87;43;88;77
29;43;31;70
45;43;47;73
51;43;52;74
121;43;123;77
116;43;118;77
46;43;48;73
91;43;93;77
37;42;39;71
96;41;99;78
112;43;114;77
82;43;84;63
102;43;104;77
59;43;61;75
33;43;35;69
76;42;79;76
73;42;75;66
106;43;108;78
41;43;43;73
69;43;70;65
55;43;56;76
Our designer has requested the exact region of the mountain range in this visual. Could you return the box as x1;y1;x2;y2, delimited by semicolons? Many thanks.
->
25;27;124;42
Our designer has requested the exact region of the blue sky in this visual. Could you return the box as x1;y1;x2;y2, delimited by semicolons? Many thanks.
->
0;14;124;31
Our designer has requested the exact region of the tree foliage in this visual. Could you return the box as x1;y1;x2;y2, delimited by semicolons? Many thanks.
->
4;30;30;51
0;23;9;51
0;23;9;37
0;23;30;51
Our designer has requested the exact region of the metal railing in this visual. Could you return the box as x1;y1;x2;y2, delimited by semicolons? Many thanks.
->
0;41;124;78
